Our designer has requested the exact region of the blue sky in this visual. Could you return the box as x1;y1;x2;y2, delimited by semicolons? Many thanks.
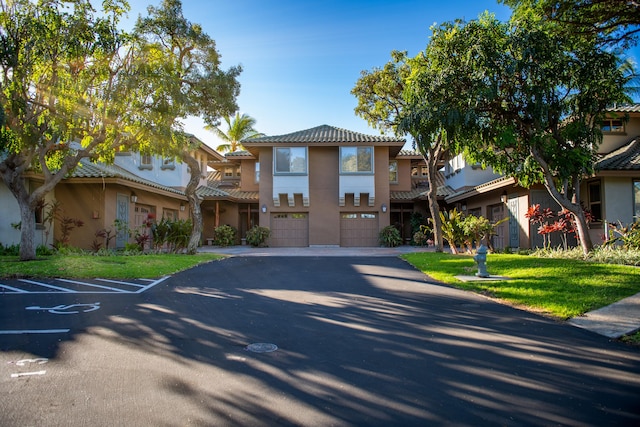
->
126;0;640;150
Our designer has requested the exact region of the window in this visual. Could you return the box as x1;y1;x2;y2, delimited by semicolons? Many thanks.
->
161;157;175;170
588;181;602;222
601;119;624;133
224;168;234;177
340;147;373;173
255;162;260;183
275;147;307;174
162;208;178;221
139;153;152;170
361;213;376;219
389;161;398;183
634;180;640;222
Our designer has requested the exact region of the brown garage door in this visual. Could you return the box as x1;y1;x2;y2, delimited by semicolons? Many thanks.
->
340;213;379;247
270;213;309;247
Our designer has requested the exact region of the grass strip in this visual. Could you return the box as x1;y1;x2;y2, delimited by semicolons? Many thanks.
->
0;253;224;280
402;252;640;319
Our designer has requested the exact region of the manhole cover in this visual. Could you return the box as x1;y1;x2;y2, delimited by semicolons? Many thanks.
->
246;343;278;353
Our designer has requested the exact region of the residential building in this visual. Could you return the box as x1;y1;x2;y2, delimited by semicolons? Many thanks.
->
2;106;637;251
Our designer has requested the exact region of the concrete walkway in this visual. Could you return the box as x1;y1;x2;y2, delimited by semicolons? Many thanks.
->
199;245;640;339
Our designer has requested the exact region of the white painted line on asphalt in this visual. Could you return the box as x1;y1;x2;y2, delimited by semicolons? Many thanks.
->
18;279;75;293
11;370;46;378
94;278;145;288
0;284;28;293
56;278;129;293
0;329;70;334
135;276;170;293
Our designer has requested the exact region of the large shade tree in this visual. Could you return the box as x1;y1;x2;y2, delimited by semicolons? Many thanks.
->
351;51;444;251
134;0;241;254
427;13;631;254
207;112;264;153
500;0;640;47
0;0;171;261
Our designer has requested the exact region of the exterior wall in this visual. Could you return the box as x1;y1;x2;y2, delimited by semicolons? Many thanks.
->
256;145;391;247
393;158;413;192
602;177;635;225
599;115;640;154
444;155;502;190
308;146;339;245
0;180;52;248
240;159;259;192
55;182;187;250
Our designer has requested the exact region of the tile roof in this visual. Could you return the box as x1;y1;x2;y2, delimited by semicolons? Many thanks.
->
242;124;405;145
595;137;640;170
606;104;640;113
69;159;184;195
196;185;230;198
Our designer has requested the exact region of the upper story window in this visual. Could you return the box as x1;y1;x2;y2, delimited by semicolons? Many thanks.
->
601;119;624;133
161;157;175;170
224;168;234;178
274;147;307;174
255;162;260;183
139;153;152;170
389;161;398;183
340;146;373;174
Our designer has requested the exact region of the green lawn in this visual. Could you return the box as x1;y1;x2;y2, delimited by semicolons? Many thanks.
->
402;252;640;319
0;253;224;280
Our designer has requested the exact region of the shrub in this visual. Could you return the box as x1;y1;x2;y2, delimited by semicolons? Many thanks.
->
245;226;270;247
413;224;433;247
213;225;237;247
604;221;640;250
0;243;20;256
379;225;402;247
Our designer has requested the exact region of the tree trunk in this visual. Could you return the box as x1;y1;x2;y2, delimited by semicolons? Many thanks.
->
182;152;203;254
18;193;37;261
532;149;594;255
422;139;444;252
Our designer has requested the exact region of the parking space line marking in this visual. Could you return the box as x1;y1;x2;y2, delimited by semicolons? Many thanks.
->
11;370;46;378
0;284;28;293
0;329;70;334
18;279;75;292
136;276;170;293
94;278;145;288
56;278;130;293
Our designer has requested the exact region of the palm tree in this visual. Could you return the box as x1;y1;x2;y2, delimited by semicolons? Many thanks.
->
207;113;264;153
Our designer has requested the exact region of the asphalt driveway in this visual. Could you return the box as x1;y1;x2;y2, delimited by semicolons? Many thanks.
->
2;255;640;426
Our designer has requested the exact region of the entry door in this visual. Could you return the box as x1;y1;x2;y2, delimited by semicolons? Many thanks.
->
115;193;129;249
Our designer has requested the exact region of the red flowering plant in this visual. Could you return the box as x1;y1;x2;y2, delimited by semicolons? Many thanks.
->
525;204;555;248
526;204;593;250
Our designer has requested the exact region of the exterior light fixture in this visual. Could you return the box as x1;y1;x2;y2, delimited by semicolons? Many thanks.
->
180;203;186;211
130;192;138;203
500;191;508;204
261;204;267;213
461;203;467;211
381;204;387;213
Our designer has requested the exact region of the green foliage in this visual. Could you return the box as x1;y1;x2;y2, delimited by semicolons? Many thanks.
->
213;225;237;247
379;225;402;247
403;251;640;319
151;218;192;253
604;222;640;251
0;253;223;280
0;243;20;256
245;226;271;247
413;225;433;247
439;209;465;254
208;113;264;153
